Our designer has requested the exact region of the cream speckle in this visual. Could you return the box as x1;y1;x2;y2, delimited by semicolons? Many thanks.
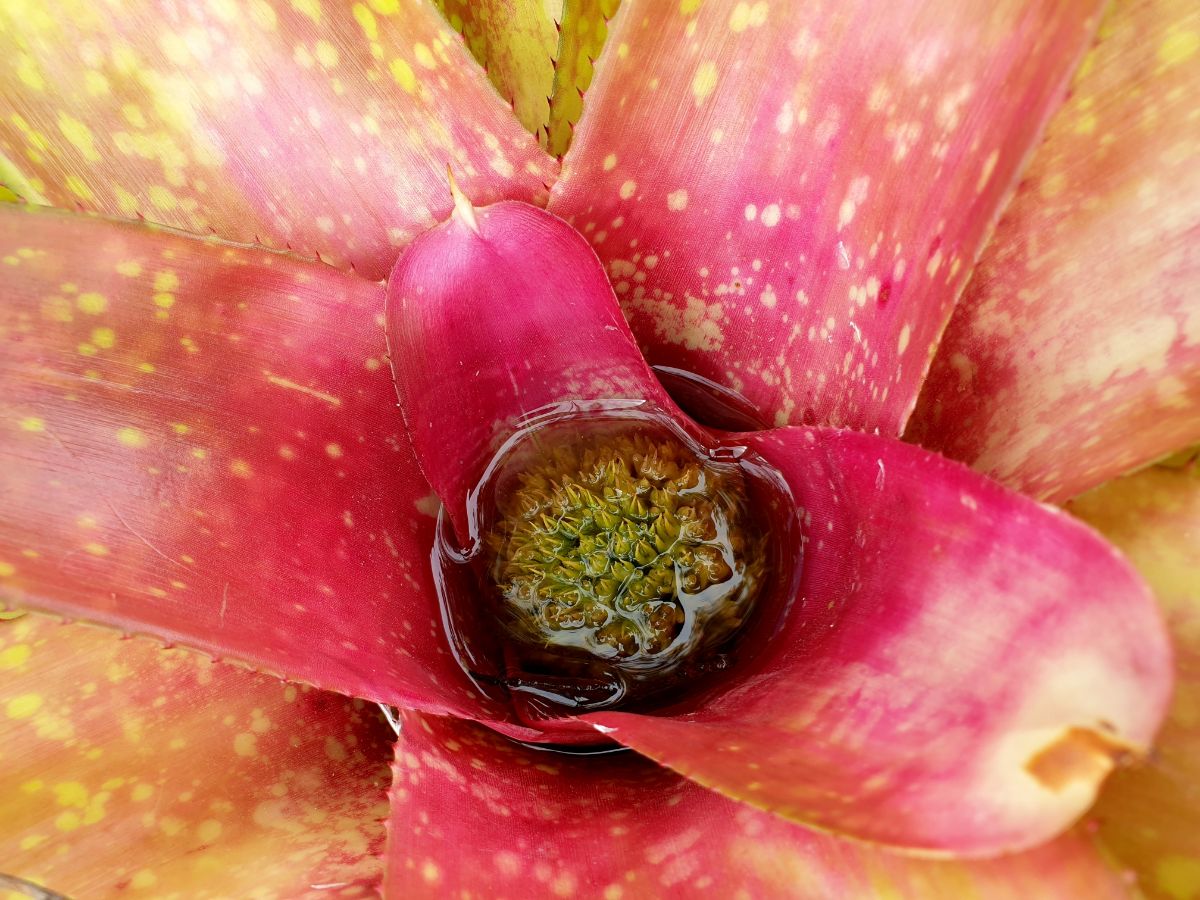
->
760;203;781;227
898;324;912;355
691;61;718;103
619;180;637;201
667;189;689;211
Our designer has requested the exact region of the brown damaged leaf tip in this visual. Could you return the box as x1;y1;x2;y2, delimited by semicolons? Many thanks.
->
1025;725;1137;792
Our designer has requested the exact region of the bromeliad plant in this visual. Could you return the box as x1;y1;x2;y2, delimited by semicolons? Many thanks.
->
0;0;1197;896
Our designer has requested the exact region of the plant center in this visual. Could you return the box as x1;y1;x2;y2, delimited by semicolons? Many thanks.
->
489;433;764;671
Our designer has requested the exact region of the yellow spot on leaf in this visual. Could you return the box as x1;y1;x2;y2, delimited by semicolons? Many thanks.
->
115;260;142;277
6;692;43;719
91;327;116;349
65;174;95;201
667;189;688;211
0;644;30;668
230;459;253;479
148;185;177;211
53;781;88;807
325;442;343;459
692;61;718;104
84;542;109;557
118;426;148;448
1159;29;1198;67
292;0;322;23
389;57;417;93
18;417;45;432
154;271;179;292
77;292;108;315
315;39;339;68
233;731;257;756
197;819;223;843
413;43;436;69
130;870;158;890
57;113;100;162
728;2;768;32
352;3;377;39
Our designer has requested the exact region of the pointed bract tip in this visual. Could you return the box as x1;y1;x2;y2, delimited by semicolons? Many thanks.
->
446;165;481;236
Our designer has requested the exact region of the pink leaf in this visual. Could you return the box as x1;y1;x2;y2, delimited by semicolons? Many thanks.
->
907;0;1200;501
0;205;495;718
386;709;1134;898
0;0;556;277
549;0;1104;432
587;426;1172;854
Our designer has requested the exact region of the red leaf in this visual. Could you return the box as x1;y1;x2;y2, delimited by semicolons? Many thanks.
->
586;426;1172;855
385;198;678;542
385;709;1133;898
0;205;493;717
549;0;1104;433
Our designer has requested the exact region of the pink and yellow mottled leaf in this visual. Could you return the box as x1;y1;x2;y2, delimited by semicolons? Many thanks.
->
1070;463;1200;900
545;0;621;157
434;0;563;142
587;426;1171;855
386;710;1133;898
0;612;391;899
0;204;495;719
385;198;678;541
548;0;1103;433
906;0;1200;502
0;0;556;278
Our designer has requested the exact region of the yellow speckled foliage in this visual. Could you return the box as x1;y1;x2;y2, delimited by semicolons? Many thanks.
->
0;613;394;899
1070;461;1200;900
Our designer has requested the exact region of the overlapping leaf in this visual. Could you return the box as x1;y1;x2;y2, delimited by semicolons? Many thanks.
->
550;0;1104;433
1;613;392;899
433;0;563;143
546;0;621;157
1071;461;1200;900
0;0;556;278
0;205;498;719
385;710;1132;899
907;0;1200;501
